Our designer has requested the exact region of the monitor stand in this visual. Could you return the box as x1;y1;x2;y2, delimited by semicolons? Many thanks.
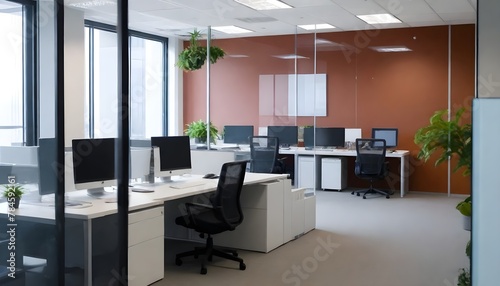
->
87;187;115;199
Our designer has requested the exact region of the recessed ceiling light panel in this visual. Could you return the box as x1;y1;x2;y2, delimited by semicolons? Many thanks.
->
298;24;336;30
273;54;309;59
69;0;115;9
356;13;401;24
212;26;253;34
370;46;412;52
234;0;293;10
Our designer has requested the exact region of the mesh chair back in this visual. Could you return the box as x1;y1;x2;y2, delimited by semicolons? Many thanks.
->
210;160;247;227
249;136;279;173
355;138;387;176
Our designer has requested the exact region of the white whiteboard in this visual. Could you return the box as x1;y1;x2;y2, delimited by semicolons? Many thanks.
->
288;74;327;116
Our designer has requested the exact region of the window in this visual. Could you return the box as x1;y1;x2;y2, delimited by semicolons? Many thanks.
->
85;22;167;139
0;0;35;146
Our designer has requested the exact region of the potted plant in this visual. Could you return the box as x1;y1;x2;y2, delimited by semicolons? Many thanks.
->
176;29;226;71
185;120;219;144
3;184;25;209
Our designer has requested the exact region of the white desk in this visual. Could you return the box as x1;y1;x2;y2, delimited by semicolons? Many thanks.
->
0;172;292;286
279;147;410;197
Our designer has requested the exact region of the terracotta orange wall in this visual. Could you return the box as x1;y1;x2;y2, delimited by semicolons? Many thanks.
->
183;25;475;195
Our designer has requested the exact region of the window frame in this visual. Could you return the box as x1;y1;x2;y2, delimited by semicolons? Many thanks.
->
84;20;168;138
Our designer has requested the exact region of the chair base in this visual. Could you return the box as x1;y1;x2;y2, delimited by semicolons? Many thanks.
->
351;187;393;199
175;235;246;275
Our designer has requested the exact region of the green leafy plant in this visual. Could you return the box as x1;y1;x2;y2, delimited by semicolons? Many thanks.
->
185;120;219;144
457;268;471;286
414;108;472;215
414;108;472;176
2;184;24;199
456;196;472;216
176;29;226;71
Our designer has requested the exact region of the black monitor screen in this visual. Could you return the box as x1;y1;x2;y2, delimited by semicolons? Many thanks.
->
38;138;58;195
315;127;345;148
151;136;191;172
224;125;254;144
372;128;398;148
303;127;314;148
267;126;298;147
72;138;116;184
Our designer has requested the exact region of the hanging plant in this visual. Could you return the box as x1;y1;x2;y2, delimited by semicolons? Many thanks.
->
176;29;226;71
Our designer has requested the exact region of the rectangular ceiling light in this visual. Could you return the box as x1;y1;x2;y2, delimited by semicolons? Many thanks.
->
212;26;253;34
356;13;401;24
370;46;412;52
69;0;115;9
298;24;336;30
234;0;293;10
273;54;309;59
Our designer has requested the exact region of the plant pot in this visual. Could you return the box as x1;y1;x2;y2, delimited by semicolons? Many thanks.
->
13;197;20;209
462;215;471;231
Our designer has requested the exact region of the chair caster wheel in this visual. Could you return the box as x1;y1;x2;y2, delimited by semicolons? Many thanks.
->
200;267;207;275
175;258;182;266
240;262;246;270
386;196;390;199
363;196;366;199
351;191;354;195
356;193;360;196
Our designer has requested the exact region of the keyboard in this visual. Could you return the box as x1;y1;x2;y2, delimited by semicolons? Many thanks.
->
169;180;206;189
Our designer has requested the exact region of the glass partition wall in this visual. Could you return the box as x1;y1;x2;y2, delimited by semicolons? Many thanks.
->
1;1;476;285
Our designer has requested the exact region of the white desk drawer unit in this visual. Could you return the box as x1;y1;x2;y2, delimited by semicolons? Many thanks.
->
214;179;288;253
321;157;347;191
128;206;164;286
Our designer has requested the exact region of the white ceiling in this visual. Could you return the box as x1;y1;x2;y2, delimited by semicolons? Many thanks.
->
65;0;477;39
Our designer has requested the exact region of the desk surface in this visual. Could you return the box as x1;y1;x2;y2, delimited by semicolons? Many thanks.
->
0;172;288;221
278;147;409;157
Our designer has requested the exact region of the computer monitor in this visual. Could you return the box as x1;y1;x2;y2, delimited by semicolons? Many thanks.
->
303;127;315;149
372;128;398;148
150;136;192;182
315;127;346;148
72;138;117;197
223;125;254;145
130;147;152;181
267;126;298;148
38;138;58;196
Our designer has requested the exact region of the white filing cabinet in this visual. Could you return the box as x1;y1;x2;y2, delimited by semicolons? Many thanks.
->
321;157;347;190
291;188;316;238
128;206;164;286
214;179;290;253
298;156;321;190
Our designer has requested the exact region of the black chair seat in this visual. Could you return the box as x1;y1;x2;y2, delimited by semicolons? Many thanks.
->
175;208;232;235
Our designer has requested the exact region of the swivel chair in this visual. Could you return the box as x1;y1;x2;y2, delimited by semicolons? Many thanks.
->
174;160;247;274
352;138;393;199
249;136;286;174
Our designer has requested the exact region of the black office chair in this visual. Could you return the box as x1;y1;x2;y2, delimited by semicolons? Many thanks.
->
174;160;247;274
249;136;285;174
352;138;392;199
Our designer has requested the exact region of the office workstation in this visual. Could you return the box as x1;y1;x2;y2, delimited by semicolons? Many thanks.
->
1;0;487;285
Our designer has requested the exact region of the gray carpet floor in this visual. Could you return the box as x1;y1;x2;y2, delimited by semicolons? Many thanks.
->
152;190;470;286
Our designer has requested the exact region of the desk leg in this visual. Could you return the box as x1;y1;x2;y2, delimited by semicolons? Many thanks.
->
400;155;409;197
84;220;92;286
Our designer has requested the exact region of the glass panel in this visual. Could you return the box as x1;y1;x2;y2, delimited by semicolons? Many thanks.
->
130;36;164;138
93;29;118;138
0;2;23;146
